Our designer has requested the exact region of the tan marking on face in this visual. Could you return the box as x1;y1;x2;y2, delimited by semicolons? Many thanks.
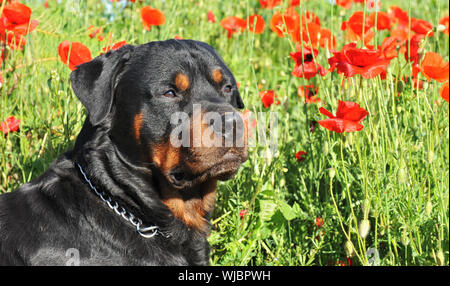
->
175;73;190;91
212;69;223;83
151;142;181;174
133;113;144;144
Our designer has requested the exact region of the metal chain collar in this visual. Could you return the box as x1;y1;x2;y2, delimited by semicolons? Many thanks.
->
76;163;169;239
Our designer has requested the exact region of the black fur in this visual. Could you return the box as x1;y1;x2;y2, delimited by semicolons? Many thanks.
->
0;40;247;265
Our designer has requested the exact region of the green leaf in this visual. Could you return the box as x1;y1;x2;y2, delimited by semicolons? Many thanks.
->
259;199;277;222
279;201;297;221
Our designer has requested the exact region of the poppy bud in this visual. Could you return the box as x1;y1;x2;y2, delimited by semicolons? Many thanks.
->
425;200;432;216
345;240;355;257
358;219;370;239
361;199;370;217
329;168;335;180
398;162;408;184
323;141;329;155
427;150;434;164
310;120;317;133
397;80;405;94
436;250;445;266
437;24;447;32
401;230;409;246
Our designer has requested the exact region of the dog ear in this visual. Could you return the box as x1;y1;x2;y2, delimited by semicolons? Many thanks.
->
70;45;135;126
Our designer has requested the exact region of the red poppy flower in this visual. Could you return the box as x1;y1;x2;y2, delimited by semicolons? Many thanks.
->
239;209;248;220
344;11;374;38
58;41;92;71
102;40;128;53
304;11;321;26
318;28;336;49
12;18;39;36
247;14;265;34
318;101;369;133
404;34;424;64
439;16;449;35
341;19;374;46
270;12;296;38
0;116;20;135
295;151;307;162
0;2;38;50
379;36;404;60
290;0;310;6
328;43;391;79
259;90;280;108
420;52;449;83
88;26;103;39
336;0;353;9
298;85;321;103
291;22;322;47
440;82;449;102
259;0;282;9
207;10;216;23
389;5;409;26
4;31;28;50
316;217;324;228
220;16;246;38
2;2;31;26
281;9;322;46
369;11;393;31
140;6;165;31
411;18;434;36
290;45;327;80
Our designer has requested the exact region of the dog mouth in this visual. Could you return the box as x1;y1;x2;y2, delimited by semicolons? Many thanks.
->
165;152;246;190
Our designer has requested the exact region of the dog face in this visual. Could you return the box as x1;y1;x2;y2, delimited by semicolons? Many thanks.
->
70;40;248;193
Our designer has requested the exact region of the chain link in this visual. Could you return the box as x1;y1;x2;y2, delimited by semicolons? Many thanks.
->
77;163;168;239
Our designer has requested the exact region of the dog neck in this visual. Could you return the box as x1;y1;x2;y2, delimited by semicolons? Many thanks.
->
157;178;217;234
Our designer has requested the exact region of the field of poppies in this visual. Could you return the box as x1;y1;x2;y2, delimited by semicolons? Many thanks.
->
0;0;449;266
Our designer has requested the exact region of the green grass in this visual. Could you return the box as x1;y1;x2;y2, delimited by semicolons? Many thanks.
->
1;0;448;266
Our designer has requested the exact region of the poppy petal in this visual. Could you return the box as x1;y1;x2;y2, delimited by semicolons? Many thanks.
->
319;107;335;119
3;2;32;25
420;52;449;83
140;6;165;31
58;41;92;71
440;82;449;102
318;118;364;133
247;15;265;34
336;101;369;122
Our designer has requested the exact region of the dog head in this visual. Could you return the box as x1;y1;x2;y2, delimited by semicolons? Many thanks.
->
71;40;248;229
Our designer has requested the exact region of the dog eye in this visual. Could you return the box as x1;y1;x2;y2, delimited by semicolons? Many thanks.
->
164;90;176;98
223;85;232;94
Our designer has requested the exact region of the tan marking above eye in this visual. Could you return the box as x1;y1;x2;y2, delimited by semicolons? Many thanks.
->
212;69;223;83
133;113;144;144
175;73;190;91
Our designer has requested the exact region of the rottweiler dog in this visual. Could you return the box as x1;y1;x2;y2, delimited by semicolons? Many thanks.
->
0;40;248;265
